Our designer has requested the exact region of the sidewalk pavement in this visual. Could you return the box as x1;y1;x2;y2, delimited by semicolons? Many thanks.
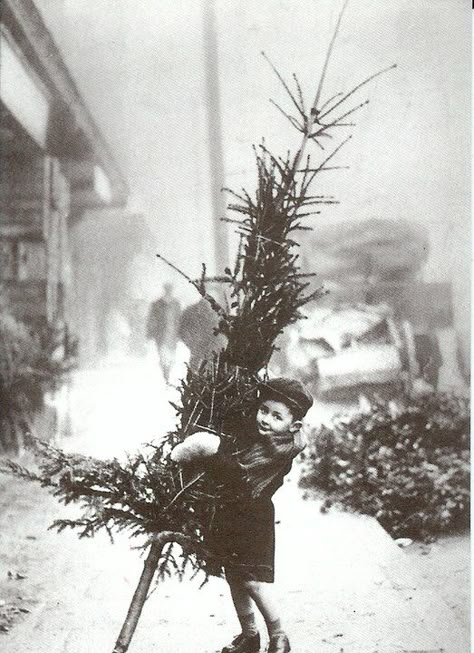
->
0;477;468;653
0;358;469;652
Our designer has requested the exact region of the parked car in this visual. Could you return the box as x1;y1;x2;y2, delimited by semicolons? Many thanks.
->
287;303;404;396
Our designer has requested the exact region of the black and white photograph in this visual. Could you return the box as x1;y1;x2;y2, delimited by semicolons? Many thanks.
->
0;1;470;652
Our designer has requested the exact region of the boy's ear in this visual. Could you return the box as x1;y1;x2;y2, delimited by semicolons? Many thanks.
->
290;420;303;433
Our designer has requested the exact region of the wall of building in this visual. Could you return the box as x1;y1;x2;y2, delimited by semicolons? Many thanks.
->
70;210;156;365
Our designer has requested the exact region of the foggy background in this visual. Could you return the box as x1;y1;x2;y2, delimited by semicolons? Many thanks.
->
34;0;470;306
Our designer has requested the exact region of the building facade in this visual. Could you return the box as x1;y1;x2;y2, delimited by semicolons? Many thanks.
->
0;0;128;361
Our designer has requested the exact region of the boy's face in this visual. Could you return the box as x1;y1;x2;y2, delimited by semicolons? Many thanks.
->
256;399;302;437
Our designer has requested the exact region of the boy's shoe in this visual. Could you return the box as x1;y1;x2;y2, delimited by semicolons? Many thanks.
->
221;632;261;653
267;633;291;653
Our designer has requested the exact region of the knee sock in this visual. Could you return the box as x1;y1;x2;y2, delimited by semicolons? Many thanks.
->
267;617;285;638
238;611;258;637
244;582;284;638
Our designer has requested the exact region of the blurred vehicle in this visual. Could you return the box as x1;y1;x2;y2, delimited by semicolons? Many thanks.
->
317;342;402;394
288;303;404;396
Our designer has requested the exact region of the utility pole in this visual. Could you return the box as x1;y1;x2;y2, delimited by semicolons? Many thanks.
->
202;0;228;275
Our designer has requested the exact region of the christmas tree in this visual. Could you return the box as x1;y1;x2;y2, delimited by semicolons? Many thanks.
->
1;6;395;651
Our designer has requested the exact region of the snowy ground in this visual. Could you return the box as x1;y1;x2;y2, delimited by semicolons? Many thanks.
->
404;534;470;628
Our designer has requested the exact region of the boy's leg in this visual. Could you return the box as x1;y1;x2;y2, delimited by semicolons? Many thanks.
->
221;577;260;653
243;581;290;653
228;580;258;636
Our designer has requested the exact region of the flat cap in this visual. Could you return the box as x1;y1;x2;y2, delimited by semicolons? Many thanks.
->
258;377;313;417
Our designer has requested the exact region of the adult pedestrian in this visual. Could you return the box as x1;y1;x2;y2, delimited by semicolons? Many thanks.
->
179;290;226;371
146;283;181;383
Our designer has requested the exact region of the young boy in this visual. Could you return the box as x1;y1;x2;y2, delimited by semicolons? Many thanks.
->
207;377;313;653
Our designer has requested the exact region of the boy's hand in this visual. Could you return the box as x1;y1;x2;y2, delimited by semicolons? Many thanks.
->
170;432;221;464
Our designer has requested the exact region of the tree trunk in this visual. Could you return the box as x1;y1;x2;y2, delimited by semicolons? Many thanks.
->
112;531;194;653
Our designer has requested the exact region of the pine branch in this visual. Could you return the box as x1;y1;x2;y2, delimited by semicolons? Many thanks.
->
261;51;306;122
318;63;397;121
156;253;228;321
310;0;351;112
0;460;44;483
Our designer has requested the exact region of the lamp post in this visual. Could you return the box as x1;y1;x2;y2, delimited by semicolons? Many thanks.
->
202;0;229;276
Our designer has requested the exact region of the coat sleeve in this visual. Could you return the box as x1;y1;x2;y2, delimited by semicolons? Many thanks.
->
178;307;193;347
205;441;244;479
146;303;157;339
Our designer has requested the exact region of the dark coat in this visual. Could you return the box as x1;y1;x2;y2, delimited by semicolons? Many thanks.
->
146;297;181;346
178;299;225;369
206;432;302;582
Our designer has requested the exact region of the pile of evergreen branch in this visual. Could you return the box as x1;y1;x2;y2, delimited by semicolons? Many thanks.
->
0;306;74;453
299;392;470;540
